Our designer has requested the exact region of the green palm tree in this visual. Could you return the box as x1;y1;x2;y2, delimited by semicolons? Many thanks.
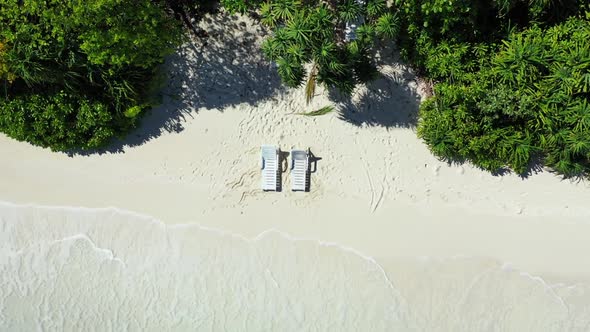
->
272;0;300;21
261;2;280;27
247;0;398;99
366;0;386;19
339;0;362;22
284;12;313;45
493;32;547;86
571;100;590;133
375;13;399;39
276;56;305;87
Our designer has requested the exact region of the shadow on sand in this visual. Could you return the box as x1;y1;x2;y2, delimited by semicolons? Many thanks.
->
70;20;422;156
332;43;422;129
71;13;283;156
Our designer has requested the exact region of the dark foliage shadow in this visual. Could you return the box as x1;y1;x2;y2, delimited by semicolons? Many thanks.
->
491;167;513;177
305;149;321;192
438;153;546;179
331;44;422;129
516;155;545;179
69;13;283;156
333;76;421;128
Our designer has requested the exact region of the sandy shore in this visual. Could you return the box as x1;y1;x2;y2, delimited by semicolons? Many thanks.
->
1;12;590;329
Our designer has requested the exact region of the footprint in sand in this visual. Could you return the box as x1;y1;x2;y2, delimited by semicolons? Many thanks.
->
433;165;441;176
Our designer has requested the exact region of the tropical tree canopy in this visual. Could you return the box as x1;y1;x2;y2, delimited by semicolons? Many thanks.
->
223;0;400;99
417;12;590;178
0;0;589;182
0;0;182;151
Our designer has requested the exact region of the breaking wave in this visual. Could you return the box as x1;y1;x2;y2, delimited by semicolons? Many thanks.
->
0;201;589;331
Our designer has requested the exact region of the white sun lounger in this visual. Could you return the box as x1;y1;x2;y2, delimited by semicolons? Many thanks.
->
261;145;279;191
290;149;309;191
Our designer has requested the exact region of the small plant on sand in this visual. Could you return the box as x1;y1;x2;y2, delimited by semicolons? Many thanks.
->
223;0;399;99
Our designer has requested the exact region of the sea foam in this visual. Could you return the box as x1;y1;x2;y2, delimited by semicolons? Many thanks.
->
1;201;589;331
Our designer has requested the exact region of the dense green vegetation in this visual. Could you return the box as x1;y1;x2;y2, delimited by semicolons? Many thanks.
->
1;0;589;180
220;0;590;178
223;0;399;100
0;0;181;150
419;16;590;177
404;1;589;178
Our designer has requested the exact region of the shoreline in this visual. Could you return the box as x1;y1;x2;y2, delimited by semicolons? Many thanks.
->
2;197;590;286
1;10;590;314
7;200;588;330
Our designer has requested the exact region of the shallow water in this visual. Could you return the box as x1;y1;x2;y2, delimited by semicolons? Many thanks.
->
1;202;589;331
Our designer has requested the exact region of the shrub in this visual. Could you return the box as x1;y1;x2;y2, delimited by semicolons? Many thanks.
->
0;0;182;151
418;15;590;178
0;92;120;150
223;0;400;97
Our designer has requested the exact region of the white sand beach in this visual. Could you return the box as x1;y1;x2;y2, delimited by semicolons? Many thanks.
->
2;13;590;330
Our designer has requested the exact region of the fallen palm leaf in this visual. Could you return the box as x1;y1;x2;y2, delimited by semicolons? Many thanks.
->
305;62;318;104
299;105;335;116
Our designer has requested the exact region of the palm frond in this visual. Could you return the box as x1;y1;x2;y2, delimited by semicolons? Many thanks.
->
276;57;305;87
366;0;386;19
299;105;335;116
305;63;318;104
338;0;362;22
375;13;399;39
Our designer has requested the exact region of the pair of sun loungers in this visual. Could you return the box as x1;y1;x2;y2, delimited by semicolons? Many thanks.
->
261;145;309;192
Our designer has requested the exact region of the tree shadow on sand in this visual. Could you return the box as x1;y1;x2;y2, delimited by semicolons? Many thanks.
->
333;73;422;129
331;45;423;129
72;13;283;155
70;21;421;156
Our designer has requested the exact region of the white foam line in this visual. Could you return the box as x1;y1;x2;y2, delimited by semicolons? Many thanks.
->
394;254;583;317
0;198;586;310
413;257;571;310
518;271;568;309
174;224;407;295
167;224;413;320
1;232;127;268
0;200;158;223
52;233;127;267
0;199;413;321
